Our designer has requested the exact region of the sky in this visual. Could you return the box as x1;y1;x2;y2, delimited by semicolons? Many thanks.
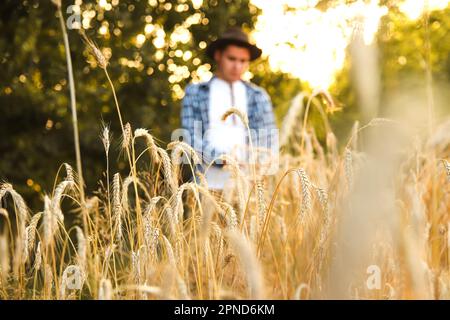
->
250;0;450;89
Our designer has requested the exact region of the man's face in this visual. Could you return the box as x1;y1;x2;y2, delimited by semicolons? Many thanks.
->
214;44;251;82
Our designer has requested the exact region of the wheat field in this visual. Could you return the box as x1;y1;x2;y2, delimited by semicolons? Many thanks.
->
0;103;449;299
1;4;450;300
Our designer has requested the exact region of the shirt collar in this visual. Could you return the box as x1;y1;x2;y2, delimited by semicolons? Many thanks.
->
199;74;255;93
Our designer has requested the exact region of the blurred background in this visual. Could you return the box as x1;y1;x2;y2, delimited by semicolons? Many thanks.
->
1;0;449;210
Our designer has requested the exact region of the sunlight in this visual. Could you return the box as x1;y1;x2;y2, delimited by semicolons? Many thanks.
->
400;0;450;20
250;0;450;89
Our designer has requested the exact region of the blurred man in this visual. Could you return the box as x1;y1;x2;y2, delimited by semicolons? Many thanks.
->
181;27;278;191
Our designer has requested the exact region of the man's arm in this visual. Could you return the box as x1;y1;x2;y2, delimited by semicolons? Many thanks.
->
250;89;279;175
254;88;279;152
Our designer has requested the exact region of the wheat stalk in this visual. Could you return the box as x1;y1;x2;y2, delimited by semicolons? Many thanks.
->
134;128;161;164
162;235;176;267
167;140;201;164
51;0;61;8
131;250;141;285
112;173;123;244
42;195;56;247
221;107;258;184
26;212;42;253
75;226;87;271
81;31;110;70
157;147;178;193
0;235;10;281
293;283;310;300
275;215;287;244
220;155;248;221
256;179;267;228
227;230;265;299
55;2;85;204
219;201;238;230
51;179;74;224
0;182;29;233
33;242;42;272
344;147;354;189
296;168;312;223
221;107;249;127
440;159;450;182
101;125;111;154
168;140;201;185
98;278;113;300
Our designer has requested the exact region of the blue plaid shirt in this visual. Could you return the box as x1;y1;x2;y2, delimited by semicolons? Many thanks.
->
181;75;278;169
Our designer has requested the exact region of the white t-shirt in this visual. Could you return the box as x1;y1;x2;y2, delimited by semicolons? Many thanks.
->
204;77;248;190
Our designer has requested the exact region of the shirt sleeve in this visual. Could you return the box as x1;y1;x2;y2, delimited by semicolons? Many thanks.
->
254;88;279;153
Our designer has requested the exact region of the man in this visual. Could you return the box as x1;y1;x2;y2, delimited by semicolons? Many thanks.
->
181;27;278;191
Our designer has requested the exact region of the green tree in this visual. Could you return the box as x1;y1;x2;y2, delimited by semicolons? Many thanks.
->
0;0;300;209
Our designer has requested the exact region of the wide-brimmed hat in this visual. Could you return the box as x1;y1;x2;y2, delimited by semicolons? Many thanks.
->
206;27;262;61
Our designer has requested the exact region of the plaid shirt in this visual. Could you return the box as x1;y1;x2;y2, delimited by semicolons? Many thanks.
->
181;75;278;169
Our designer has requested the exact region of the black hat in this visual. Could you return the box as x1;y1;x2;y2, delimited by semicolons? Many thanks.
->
206;27;262;61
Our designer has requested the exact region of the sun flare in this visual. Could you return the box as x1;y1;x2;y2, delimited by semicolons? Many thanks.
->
250;0;450;89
